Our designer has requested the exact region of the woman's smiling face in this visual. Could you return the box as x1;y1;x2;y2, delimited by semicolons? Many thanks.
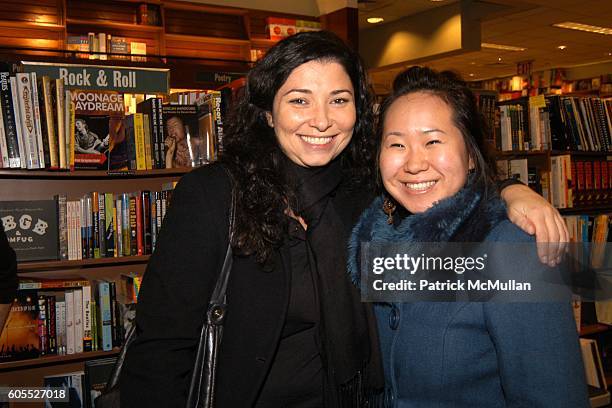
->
266;60;356;168
379;92;473;213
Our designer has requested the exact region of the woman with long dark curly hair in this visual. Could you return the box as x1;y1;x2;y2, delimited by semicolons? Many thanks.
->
120;31;568;407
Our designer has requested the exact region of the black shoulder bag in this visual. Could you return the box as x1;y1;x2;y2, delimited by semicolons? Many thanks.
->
96;178;236;408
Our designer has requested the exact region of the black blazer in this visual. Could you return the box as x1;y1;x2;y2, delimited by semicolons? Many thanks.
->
120;163;373;407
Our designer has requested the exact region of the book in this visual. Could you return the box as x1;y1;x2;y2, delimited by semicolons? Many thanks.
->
73;288;84;354
0;291;40;362
14;73;40;169
162;104;204;168
56;78;67;169
0;200;59;261
84;357;117;407
0;72;21;168
43;371;85;407
65;290;75;354
130;41;147;62
96;281;113;351
41;75;59;169
66;35;90;59
30;72;46;168
72;90;124;169
109;37;129;60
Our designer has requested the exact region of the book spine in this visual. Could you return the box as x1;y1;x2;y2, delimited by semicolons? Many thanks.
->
38;295;49;355
143;114;152;169
115;196;122;257
42;76;58;169
99;281;113;351
46;295;57;355
82;285;93;352
92;191;100;258
98;192;106;257
11;76;28;168
56;194;68;260
129;194;137;256
56;79;66;169
73;288;84;354
157;98;165;167
65;290;75;354
134;112;146;170
67;90;75;170
109;281;121;347
91;298;98;351
15;73;40;169
105;192;115;257
142;191;151;254
56;300;66;355
151;98;160;168
30;72;46;168
0;104;8;168
135;192;143;255
0;72;21;168
150;191;157;251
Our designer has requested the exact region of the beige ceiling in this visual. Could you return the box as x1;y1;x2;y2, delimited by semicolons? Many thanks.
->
361;0;612;94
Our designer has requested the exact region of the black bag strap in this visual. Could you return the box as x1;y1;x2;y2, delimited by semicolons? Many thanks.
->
208;167;236;306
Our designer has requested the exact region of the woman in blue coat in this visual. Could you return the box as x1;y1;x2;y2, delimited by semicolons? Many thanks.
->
349;66;589;407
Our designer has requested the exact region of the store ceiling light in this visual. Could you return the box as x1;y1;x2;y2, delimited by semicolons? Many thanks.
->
558;45;567;50
552;22;612;35
481;43;526;51
367;17;384;24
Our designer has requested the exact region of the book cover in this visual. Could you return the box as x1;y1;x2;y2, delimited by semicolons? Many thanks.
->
0;291;40;362
56;78;67;169
162;104;204;168
104;192;114;257
37;295;48;355
130;41;147;62
0;200;59;261
136;98;159;168
84;357;117;407
72;90;124;169
43;371;85;407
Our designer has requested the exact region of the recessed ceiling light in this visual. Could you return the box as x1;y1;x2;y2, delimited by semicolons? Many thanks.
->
430;0;446;2
469;61;476;65
498;57;502;62
558;45;567;50
469;73;475;77
367;17;384;24
608;52;612;56
553;22;612;35
482;43;526;51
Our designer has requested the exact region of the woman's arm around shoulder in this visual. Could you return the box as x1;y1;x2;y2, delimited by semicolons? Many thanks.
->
120;164;232;408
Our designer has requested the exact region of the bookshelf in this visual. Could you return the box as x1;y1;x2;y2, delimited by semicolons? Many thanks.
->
485;91;612;395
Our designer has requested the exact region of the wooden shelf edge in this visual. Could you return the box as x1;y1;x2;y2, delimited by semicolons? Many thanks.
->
559;206;612;215
0;349;120;371
0;20;64;31
66;18;163;32
164;33;250;45
0;168;190;179
18;255;150;272
580;323;611;336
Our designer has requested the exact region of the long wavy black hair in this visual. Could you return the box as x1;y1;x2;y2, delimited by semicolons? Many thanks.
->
375;66;498;194
220;31;376;264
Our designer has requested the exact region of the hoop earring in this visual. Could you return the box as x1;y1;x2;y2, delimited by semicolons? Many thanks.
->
382;196;397;225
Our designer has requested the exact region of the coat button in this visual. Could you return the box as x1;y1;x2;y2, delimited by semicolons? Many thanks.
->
389;305;399;330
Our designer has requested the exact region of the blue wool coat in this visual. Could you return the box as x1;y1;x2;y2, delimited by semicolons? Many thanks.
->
349;187;589;408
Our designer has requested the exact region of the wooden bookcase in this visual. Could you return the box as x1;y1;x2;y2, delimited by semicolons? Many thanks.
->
0;0;328;89
0;169;188;407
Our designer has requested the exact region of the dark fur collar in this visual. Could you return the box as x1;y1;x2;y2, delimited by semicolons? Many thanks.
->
348;182;507;284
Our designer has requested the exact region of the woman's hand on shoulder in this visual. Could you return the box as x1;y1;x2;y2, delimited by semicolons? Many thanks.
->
500;183;568;266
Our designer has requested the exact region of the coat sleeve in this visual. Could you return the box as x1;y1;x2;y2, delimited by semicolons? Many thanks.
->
483;221;589;407
484;302;589;407
120;167;231;408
